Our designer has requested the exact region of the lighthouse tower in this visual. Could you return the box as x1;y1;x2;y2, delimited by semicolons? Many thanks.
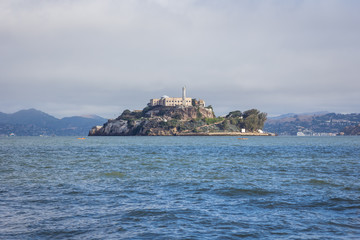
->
182;86;186;106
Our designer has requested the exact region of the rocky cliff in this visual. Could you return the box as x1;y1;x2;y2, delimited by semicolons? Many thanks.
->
89;106;270;136
89;106;214;136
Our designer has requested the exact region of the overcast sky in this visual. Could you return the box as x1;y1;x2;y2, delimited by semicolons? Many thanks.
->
1;0;359;118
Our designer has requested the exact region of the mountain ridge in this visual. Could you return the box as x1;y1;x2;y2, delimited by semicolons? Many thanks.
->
264;112;360;135
268;111;329;120
0;109;106;136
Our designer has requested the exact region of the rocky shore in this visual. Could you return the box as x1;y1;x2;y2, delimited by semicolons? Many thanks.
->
174;132;275;136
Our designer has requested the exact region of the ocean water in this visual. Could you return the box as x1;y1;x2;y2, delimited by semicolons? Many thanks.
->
1;136;359;239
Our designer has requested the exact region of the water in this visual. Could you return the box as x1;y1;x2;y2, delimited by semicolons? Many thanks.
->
1;136;359;239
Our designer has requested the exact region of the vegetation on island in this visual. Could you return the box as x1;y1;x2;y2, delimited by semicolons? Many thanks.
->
89;105;268;136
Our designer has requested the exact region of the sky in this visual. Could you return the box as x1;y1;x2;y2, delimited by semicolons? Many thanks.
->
1;0;360;118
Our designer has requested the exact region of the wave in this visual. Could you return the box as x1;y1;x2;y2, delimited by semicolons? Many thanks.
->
307;178;342;187
102;171;125;178
213;187;277;197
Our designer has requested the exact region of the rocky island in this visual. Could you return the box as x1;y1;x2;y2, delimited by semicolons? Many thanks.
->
89;87;272;136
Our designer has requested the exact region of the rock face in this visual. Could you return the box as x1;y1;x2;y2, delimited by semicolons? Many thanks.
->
145;105;215;120
89;106;215;136
89;106;269;136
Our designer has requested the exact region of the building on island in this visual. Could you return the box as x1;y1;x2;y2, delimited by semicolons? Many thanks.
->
149;87;205;107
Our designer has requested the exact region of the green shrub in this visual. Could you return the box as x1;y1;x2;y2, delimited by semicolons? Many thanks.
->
205;117;224;125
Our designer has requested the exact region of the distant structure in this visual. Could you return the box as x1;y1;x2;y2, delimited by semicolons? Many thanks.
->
149;87;205;107
182;86;187;106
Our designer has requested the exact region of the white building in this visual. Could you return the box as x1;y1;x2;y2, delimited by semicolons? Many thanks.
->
149;87;205;107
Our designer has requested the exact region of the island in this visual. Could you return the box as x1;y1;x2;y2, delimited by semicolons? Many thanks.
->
89;87;273;136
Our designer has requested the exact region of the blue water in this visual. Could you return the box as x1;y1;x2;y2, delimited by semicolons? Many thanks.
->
1;136;359;239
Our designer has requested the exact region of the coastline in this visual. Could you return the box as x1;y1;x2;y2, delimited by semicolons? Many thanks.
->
174;132;275;136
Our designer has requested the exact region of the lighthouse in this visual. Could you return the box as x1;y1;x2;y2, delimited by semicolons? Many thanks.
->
182;86;186;106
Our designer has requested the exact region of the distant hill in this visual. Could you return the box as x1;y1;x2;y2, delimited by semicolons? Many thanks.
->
0;109;107;136
343;124;360;135
264;112;360;135
268;111;329;120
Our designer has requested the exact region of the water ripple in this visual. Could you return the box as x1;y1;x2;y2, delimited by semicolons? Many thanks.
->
0;136;360;239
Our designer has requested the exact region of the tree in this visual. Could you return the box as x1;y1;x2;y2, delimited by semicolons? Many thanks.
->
243;109;260;119
242;109;267;132
117;109;132;120
221;120;230;130
258;112;267;129
244;114;258;132
122;109;131;115
226;110;242;118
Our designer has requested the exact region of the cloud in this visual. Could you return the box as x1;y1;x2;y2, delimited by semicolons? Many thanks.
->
1;0;360;117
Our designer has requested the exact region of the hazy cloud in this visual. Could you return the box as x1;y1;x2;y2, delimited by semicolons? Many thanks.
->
1;0;360;117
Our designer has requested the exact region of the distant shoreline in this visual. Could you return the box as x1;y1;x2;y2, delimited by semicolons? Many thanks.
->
173;132;275;136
